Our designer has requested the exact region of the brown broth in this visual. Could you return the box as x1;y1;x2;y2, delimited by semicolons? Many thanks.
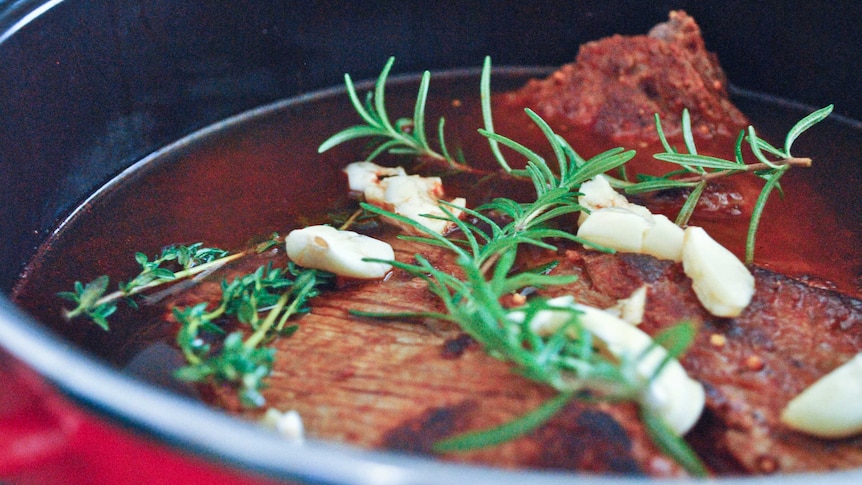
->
10;68;862;377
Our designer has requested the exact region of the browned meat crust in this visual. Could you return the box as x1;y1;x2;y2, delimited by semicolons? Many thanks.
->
570;250;862;474
197;241;686;477
503;10;750;142
189;237;862;477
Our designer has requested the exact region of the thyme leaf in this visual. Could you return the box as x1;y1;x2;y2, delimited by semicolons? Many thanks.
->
60;236;333;408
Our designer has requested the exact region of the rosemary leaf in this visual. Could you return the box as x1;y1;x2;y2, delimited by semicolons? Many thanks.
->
641;409;708;477
433;392;574;452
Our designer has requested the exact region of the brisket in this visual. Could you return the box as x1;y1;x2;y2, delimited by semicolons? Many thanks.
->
503;10;750;142
189;237;862;476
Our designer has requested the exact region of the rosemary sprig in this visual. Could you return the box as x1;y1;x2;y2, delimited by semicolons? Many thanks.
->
357;189;705;474
318;57;472;172
350;108;706;472
330;56;831;267
615;105;832;263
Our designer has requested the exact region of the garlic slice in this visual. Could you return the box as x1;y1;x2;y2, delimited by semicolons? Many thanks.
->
681;226;755;318
285;225;393;279
343;161;465;235
606;285;648;326
577;207;653;253
511;296;705;435
261;408;305;442
641;214;684;262
343;161;406;193
781;353;862;439
578;176;684;262
578;175;643;225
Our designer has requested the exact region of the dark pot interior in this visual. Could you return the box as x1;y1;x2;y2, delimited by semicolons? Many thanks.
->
0;1;860;483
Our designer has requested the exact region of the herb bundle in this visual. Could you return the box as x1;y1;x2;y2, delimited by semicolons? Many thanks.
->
60;236;333;407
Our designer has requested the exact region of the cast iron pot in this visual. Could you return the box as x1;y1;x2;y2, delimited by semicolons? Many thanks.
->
0;1;860;483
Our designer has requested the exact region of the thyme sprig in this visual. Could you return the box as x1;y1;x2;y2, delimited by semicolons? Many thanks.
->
60;235;334;407
59;242;238;330
173;262;331;407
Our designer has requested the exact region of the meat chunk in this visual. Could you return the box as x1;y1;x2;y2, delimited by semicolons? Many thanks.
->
573;250;862;474
191;236;862;476
195;239;686;477
504;10;749;141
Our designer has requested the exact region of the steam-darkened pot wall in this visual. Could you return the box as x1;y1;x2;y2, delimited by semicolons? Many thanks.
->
0;0;859;291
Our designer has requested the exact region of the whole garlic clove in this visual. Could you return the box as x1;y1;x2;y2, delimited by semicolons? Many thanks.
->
682;226;755;318
781;353;862;439
285;225;394;279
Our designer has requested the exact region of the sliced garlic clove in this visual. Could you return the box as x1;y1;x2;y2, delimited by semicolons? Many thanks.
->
285;225;394;279
261;408;305;442
574;304;705;435
781;353;862;439
578;175;632;225
343;161;406;193
682;226;755;317
512;296;704;435
372;174;464;235
642;214;684;262
607;285;649;326
577;207;653;253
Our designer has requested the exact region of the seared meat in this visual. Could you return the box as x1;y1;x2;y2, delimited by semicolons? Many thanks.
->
504;10;749;142
568;250;862;474
197;241;687;477
190;236;862;476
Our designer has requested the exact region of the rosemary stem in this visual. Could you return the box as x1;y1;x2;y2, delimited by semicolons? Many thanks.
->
673;156;811;184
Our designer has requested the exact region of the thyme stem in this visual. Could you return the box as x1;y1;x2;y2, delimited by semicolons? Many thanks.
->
95;251;246;308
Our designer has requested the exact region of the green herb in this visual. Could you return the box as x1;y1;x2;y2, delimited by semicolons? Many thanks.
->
356;186;705;474
323;56;831;265
60;242;242;330
615;105;833;263
318;56;473;172
173;262;331;407
60;235;333;407
345;79;706;471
